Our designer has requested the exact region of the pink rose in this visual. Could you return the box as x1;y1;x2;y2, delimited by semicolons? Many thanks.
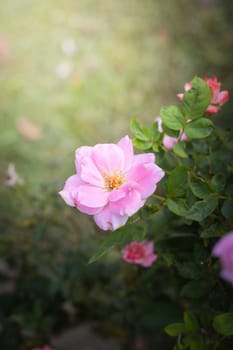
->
155;117;187;150
177;76;229;115
212;231;233;284
59;136;164;231
122;241;157;267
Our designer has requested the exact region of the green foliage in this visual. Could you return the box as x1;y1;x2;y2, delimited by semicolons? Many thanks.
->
129;76;233;350
89;224;146;263
181;77;211;120
213;313;233;336
184;118;213;139
173;142;188;158
1;68;232;350
160;105;185;130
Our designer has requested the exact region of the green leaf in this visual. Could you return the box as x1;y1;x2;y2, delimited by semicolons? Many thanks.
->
189;174;211;199
200;223;226;238
221;200;233;219
213;313;233;336
184;118;213;139
184;311;199;332
160;105;185;130
151;122;160;141
165;323;185;336
180;279;214;299
89;224;146;263
130;118;151;141
176;262;200;279
185;197;218;222
190;335;207;350
152;142;159;152
162;123;180;137
133;138;153;150
181;77;211;120
167;199;189;217
89;230;126;263
210;173;226;193
168;166;188;198
173;142;188;158
130;224;146;241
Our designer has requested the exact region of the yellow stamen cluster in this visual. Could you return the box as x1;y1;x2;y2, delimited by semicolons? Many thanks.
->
103;172;125;191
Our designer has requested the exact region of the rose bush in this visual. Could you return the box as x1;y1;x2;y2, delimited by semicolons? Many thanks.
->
59;76;233;349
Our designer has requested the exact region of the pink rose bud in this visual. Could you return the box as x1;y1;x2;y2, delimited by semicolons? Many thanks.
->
122;241;157;267
59;136;164;231
177;76;229;115
212;231;233;284
155;117;187;150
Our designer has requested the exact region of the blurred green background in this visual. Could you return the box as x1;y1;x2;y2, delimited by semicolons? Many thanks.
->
0;0;233;349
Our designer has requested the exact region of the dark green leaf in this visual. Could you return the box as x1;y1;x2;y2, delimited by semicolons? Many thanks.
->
185;197;218;222
180;279;214;299
89;224;146;263
200;223;227;238
189;174;211;199
167;199;189;217
130;224;146;241
173;142;188;158
184;118;213;139
176;262;200;279
89;229;126;263
168;166;188;198
181;77;211;120
221;200;233;219
210;173;226;193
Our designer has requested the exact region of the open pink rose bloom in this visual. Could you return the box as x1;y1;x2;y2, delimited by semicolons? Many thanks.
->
212;231;233;284
177;76;229;114
59;136;164;231
123;241;157;267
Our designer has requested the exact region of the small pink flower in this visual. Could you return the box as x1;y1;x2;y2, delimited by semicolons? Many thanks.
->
212;231;233;284
177;76;229;115
122;241;157;267
59;136;164;231
155;117;187;150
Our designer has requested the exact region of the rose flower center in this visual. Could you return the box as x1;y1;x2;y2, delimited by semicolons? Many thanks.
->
103;172;125;191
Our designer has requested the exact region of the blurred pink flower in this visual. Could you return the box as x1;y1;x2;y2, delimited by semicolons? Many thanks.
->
59;135;164;231
155;117;187;150
212;231;233;284
122;241;157;267
0;34;10;63
33;346;54;350
177;76;229;114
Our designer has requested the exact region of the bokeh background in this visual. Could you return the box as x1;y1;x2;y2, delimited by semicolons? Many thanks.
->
0;0;233;349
